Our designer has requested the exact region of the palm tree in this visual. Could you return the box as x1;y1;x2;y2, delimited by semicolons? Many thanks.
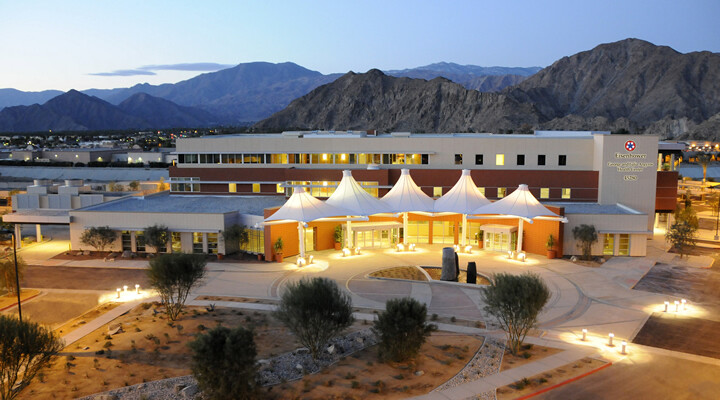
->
696;153;713;184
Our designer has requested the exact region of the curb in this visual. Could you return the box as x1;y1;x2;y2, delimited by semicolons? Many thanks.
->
514;361;612;400
0;292;41;312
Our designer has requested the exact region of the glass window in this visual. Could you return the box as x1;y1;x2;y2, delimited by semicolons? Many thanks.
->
121;231;132;251
603;234;614;255
432;221;455;244
433;187;443;197
221;154;236;164
540;188;549;199
192;232;204;254
517;154;525;165
135;231;146;253
228;183;237;193
336;153;349;164
207;233;218;254
496;154;505;166
382;154;390;164
276;183;284;193
559;155;567;166
421;154;429;164
497;187;506;198
454;154;463;165
561;188;571;199
478;187;485;196
618;234;630;255
252;183;261;193
475;154;483;165
171;232;182;253
538;154;546;165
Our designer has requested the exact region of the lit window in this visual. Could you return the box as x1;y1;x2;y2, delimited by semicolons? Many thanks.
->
454;154;463;165
618;234;630;255
496;154;505;166
540;188;549;199
252;183;261;193
478;187;485;196
517;154;525;165
433;187;443;197
561;188;571;199
559;155;567;166
497;187;506;198
228;183;237;193
276;183;284;193
475;154;483;165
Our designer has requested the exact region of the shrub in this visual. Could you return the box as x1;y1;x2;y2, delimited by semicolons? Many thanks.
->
147;253;207;320
572;224;597;260
143;225;169;254
372;297;437;362
0;315;63;400
80;226;117;252
481;273;550;356
189;325;258;400
274;277;354;359
0;256;26;294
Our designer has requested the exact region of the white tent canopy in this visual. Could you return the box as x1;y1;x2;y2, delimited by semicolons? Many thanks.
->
471;184;566;253
326;170;393;247
434;169;490;247
380;169;435;244
264;187;364;258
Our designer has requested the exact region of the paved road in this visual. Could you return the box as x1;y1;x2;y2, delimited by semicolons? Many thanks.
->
536;353;720;400
22;265;149;290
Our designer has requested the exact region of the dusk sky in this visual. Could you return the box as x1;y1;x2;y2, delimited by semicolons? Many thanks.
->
1;0;718;92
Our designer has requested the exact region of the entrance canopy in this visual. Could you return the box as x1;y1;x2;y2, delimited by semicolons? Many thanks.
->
381;169;434;213
472;184;563;222
264;187;360;224
434;169;490;214
326;170;392;216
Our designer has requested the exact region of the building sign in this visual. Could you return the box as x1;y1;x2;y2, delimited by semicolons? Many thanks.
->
607;141;655;181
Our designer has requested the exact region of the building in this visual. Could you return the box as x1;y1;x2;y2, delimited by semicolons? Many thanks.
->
67;130;677;259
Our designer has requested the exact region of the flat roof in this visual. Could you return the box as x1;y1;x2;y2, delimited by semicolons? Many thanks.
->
547;202;643;215
76;193;287;216
196;131;604;140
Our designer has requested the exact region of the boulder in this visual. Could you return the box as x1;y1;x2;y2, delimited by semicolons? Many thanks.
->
180;384;199;399
121;250;133;258
174;383;187;394
466;262;477;284
440;247;457;281
326;344;335;354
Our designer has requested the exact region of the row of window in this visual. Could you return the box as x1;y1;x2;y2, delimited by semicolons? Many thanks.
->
178;153;429;165
460;154;567;166
433;186;571;199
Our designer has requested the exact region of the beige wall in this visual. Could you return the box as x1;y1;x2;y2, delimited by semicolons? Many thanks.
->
563;213;649;256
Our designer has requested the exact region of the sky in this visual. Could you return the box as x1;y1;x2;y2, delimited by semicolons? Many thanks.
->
1;0;718;92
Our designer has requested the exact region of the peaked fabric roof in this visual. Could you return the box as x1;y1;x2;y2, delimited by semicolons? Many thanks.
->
265;187;355;223
380;169;435;213
326;170;392;216
472;184;559;219
434;169;490;214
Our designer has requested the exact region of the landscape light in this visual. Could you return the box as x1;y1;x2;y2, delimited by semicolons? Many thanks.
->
135;284;140;294
621;341;627;355
354;246;361;255
453;244;460;252
297;257;305;267
681;299;687;311
116;288;121;299
409;243;416;251
307;255;314;264
397;243;404;252
582;328;587;341
123;285;128;292
342;248;350;257
464;245;472;254
674;300;679;312
507;250;515;259
608;333;614;346
518;252;527;262
664;301;669;312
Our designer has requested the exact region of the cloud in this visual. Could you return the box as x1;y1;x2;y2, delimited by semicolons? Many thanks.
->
89;69;157;77
138;63;235;72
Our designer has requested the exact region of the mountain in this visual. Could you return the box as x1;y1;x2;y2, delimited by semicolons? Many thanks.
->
0;89;63;110
0;90;216;133
254;69;542;132
505;38;720;132
385;62;541;92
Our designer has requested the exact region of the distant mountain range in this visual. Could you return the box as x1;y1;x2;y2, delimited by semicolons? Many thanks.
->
257;39;720;139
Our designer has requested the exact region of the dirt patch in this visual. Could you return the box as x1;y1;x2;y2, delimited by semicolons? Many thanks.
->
55;302;120;336
196;295;278;305
268;333;483;400
4;292;101;329
496;357;607;399
500;343;563;372
633;313;720;359
369;266;428;281
22;265;150;291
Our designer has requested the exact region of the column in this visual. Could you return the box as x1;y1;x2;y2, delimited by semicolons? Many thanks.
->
130;231;137;253
36;224;43;242
202;233;208;254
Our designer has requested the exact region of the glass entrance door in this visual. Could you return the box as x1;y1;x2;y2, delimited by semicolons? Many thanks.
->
484;231;511;252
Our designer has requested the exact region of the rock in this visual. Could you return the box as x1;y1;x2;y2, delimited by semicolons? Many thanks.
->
121;250;133;258
180;384;199;399
355;337;364;344
95;350;105;355
441;247;457;281
326;344;335;354
295;347;309;354
570;256;578;262
466;262;477;284
295;363;304;373
83;346;90;350
599;258;606;264
258;359;271;366
414;370;425;376
174;383;187;393
82;250;91;256
93;395;117;400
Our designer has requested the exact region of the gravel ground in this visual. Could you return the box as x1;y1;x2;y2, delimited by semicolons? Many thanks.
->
435;335;506;400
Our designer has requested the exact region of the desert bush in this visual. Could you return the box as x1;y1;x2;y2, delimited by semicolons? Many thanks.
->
273;277;354;359
80;226;117;252
572;224;597;260
0;256;26;294
189;325;258;400
147;253;207;320
372;297;436;362
143;225;169;254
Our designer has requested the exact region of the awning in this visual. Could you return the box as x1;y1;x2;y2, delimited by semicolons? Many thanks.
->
346;221;402;232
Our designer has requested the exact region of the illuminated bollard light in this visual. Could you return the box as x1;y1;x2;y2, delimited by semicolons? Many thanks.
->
116;288;121;299
508;250;515;259
397;243;404;252
674;300;680;312
608;333;614;346
308;255;314;264
518;252;527;262
123;285;128;293
342;248;350;257
409;243;416;252
681;299;687;311
664;301;669;312
297;257;305;267
582;328;588;341
135;284;140;294
464;245;472;254
355;246;361;255
621;341;627;355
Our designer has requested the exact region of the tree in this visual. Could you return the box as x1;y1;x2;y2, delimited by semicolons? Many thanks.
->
696;153;712;184
372;297;437;362
572;224;597;260
157;177;168;192
144;224;169;254
0;315;63;400
666;221;697;259
481;273;550;355
189;325;258;400
0;256;26;295
273;277;354;359
107;181;124;192
223;225;249;254
80;226;117;252
128;180;140;191
147;253;207;320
